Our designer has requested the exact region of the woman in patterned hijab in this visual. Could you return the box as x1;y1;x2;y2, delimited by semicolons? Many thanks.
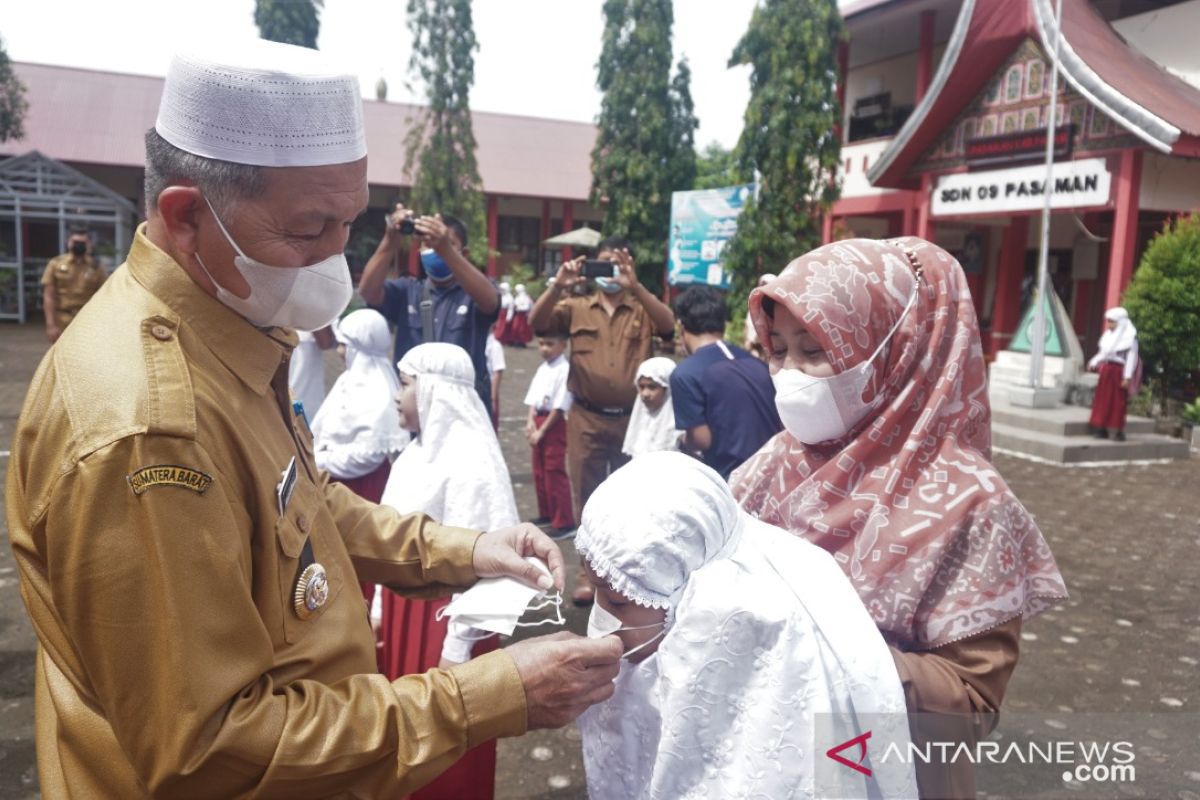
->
731;237;1068;797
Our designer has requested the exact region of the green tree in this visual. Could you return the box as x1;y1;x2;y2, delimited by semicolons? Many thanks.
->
694;142;738;190
254;0;323;49
722;0;845;313
404;0;489;265
667;58;698;196
592;0;698;289
1121;213;1200;401
0;36;28;143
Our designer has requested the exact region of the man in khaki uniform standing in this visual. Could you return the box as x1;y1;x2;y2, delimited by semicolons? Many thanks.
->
40;227;107;343
529;237;675;604
5;41;620;799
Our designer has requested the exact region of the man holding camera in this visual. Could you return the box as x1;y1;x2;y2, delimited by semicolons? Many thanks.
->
359;204;500;415
40;227;107;343
529;237;675;604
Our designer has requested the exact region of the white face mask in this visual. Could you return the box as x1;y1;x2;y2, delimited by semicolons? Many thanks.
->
587;601;666;661
194;197;353;331
436;556;564;636
772;286;917;445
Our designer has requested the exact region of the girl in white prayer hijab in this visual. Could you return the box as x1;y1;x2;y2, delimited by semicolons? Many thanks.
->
620;357;678;458
310;309;408;488
576;452;918;800
1087;306;1140;441
376;342;519;799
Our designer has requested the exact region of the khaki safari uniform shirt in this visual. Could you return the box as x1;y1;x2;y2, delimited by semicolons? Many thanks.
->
6;226;526;799
40;252;107;330
543;293;656;411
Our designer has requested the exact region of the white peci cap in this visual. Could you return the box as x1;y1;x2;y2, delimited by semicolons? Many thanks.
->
155;39;367;168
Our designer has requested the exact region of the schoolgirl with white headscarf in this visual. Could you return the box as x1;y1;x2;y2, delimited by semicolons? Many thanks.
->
576;452;917;800
375;342;519;799
620;357;677;458
310;309;408;480
1088;306;1140;439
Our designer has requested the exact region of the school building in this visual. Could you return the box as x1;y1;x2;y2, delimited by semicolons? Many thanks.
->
831;0;1200;359
0;61;602;322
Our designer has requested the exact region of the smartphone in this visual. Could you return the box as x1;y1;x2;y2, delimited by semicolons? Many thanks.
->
582;259;616;279
387;213;417;235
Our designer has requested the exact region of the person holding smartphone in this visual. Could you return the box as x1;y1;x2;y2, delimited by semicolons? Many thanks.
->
359;203;501;417
528;237;675;604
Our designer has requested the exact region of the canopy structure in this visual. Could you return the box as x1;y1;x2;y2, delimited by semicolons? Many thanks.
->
543;226;602;249
0;151;137;322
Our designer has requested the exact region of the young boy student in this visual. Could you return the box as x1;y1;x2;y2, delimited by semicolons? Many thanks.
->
525;333;575;537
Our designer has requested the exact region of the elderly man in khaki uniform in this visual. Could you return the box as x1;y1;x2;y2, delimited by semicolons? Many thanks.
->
40;228;107;342
5;41;620;799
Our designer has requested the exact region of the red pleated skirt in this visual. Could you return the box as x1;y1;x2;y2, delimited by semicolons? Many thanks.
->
380;594;499;799
1089;361;1128;431
508;312;531;345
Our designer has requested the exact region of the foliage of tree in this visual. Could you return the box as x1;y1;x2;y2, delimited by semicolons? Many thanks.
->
591;0;698;289
722;0;845;314
0;36;28;143
404;0;489;265
1121;213;1200;401
254;0;323;49
694;142;738;190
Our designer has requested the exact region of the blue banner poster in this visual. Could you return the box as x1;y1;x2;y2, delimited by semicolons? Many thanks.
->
667;183;756;289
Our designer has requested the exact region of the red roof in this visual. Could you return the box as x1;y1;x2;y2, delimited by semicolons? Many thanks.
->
868;0;1200;188
2;62;598;200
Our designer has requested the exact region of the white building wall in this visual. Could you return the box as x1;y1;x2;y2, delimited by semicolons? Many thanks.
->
1112;0;1200;90
1140;152;1200;213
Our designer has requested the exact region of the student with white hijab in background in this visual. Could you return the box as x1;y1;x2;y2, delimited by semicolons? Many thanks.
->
575;452;918;800
310;309;409;491
375;342;520;798
1088;306;1140;441
620;357;677;458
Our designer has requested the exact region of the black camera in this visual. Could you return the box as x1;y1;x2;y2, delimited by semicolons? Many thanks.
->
581;259;616;279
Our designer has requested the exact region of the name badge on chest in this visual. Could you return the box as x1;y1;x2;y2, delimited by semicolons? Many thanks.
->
276;456;297;517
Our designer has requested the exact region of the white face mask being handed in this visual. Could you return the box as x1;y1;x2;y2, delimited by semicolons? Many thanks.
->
587;601;666;661
436;556;564;637
193;196;353;331
772;285;917;445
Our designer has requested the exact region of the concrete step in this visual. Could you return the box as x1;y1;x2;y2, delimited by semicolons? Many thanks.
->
990;401;1156;437
991;422;1190;463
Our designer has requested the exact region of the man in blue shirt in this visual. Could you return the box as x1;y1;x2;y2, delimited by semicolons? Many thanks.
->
671;285;782;480
359;204;500;415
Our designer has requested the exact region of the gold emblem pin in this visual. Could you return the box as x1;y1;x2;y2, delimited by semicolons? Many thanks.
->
293;563;329;620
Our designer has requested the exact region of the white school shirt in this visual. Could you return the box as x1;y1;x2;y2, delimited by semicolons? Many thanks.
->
485;333;506;377
524;354;572;413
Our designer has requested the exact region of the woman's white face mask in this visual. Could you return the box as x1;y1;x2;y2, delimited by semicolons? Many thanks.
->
772;286;917;445
587;601;666;661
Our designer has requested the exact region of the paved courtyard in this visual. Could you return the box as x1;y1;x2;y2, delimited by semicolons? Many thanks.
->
1;321;1197;798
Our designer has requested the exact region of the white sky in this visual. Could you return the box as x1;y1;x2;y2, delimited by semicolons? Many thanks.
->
2;0;773;150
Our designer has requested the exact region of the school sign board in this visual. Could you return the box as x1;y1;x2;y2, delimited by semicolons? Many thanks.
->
930;158;1111;217
667;184;756;289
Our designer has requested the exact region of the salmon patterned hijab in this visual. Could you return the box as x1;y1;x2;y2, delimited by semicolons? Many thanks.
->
731;237;1067;650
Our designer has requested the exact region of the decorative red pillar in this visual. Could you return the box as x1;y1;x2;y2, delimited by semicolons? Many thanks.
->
822;212;835;245
486;195;499;278
916;10;936;104
990;215;1030;356
562;200;575;262
1104;149;1143;308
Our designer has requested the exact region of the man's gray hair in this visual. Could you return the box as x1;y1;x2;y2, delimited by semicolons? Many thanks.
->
143;128;265;216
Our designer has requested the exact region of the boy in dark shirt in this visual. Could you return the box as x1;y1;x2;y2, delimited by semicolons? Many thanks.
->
671;286;782;479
